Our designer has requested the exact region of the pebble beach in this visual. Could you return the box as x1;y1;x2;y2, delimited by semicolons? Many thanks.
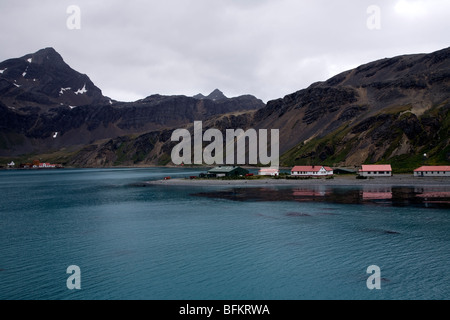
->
147;174;450;187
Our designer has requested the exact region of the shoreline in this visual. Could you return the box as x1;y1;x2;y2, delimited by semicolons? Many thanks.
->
146;174;450;187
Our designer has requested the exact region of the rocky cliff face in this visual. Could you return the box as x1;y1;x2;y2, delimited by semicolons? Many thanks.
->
62;110;257;167
251;47;450;170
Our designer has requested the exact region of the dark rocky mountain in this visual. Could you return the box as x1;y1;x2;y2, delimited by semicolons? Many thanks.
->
0;47;108;109
1;47;449;170
0;48;265;157
194;89;228;101
254;47;450;170
207;88;227;100
65;111;256;167
59;47;450;170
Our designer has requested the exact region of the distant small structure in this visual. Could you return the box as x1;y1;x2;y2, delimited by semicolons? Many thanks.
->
207;166;249;178
258;168;279;176
358;165;392;177
7;161;15;168
291;166;334;177
414;166;450;177
39;163;56;168
19;161;62;169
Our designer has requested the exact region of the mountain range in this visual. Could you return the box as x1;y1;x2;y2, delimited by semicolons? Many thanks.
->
0;48;264;158
1;47;449;171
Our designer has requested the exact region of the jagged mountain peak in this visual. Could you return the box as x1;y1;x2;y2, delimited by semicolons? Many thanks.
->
207;89;227;100
193;93;206;99
0;47;107;109
23;47;64;65
194;89;228;101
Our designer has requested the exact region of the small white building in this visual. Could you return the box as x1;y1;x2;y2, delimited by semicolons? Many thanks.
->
291;166;334;177
359;165;392;177
414;166;450;177
7;161;15;168
258;168;280;176
39;163;56;168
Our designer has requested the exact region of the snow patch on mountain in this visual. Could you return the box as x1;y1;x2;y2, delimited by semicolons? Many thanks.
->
75;84;88;95
60;87;72;96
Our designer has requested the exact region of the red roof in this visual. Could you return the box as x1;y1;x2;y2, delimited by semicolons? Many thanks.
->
291;166;333;172
359;165;392;172
414;166;450;172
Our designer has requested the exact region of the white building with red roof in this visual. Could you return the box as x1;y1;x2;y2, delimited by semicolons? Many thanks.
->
39;162;56;168
258;168;280;176
414;166;450;177
358;165;392;177
291;166;334;177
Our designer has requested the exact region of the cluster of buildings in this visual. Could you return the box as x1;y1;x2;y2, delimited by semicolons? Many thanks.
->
6;160;63;169
288;164;450;178
200;164;450;178
357;165;450;177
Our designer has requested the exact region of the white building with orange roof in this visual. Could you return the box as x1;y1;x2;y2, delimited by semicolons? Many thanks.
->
358;165;392;177
414;166;450;177
258;168;280;176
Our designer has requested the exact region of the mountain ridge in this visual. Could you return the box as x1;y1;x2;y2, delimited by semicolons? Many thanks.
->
254;47;450;169
1;47;449;170
0;48;265;157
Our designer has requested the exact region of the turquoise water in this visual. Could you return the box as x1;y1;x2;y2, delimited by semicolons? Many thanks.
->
0;168;449;300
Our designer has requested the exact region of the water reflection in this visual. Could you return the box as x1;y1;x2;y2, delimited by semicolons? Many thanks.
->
194;185;450;209
362;186;392;200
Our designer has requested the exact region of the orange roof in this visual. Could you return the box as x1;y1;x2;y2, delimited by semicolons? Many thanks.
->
359;165;392;172
292;166;333;172
414;166;450;172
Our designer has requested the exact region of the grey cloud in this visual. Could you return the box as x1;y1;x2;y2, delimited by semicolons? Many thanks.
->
1;0;449;102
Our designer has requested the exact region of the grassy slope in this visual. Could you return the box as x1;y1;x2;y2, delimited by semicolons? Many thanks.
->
280;104;450;173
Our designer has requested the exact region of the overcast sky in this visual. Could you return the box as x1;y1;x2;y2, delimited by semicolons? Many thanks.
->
0;0;449;102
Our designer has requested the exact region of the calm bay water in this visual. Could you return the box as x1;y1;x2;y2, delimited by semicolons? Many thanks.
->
0;168;449;300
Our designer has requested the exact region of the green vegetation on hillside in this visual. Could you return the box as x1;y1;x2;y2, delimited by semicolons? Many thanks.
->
280;103;450;172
